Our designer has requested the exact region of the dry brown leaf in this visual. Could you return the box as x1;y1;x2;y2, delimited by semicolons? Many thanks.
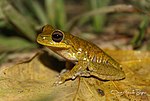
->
0;50;149;101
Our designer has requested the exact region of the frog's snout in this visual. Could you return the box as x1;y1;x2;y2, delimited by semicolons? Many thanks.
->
36;34;42;44
37;34;47;44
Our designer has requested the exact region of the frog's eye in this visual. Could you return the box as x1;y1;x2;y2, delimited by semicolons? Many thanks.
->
52;30;63;42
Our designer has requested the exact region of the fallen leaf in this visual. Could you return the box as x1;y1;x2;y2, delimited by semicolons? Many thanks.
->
0;50;149;101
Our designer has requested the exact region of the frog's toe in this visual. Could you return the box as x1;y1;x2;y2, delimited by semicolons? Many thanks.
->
71;75;76;79
53;78;65;86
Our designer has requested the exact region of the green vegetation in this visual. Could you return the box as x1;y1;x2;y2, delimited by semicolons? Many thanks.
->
0;0;150;53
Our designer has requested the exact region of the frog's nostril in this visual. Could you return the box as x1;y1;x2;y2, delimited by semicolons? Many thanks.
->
42;36;46;40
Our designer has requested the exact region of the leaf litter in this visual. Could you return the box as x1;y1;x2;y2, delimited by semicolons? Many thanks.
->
0;50;149;101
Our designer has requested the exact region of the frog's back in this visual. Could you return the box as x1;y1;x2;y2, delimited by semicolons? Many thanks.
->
65;33;122;70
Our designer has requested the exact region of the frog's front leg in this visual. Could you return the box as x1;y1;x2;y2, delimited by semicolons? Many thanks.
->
54;60;89;85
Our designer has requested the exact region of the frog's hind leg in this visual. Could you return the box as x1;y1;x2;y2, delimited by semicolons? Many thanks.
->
86;62;125;81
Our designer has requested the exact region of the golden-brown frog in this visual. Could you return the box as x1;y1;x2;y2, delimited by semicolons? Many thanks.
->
37;25;125;85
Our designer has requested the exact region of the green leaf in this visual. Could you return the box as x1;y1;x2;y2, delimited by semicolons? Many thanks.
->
0;35;36;52
28;0;48;25
0;0;36;41
55;0;66;30
89;0;110;32
45;0;56;26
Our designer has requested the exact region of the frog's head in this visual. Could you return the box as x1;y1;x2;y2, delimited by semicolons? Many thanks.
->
37;25;71;48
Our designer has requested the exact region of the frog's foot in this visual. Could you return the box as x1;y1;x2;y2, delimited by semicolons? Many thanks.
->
53;78;65;86
53;76;66;86
53;72;73;86
53;71;84;86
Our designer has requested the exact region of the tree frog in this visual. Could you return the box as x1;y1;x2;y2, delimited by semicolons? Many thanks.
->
37;25;125;85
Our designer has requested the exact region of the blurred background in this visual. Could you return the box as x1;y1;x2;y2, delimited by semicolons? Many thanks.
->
0;0;150;65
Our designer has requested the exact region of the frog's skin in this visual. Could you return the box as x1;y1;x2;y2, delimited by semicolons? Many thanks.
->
37;25;125;85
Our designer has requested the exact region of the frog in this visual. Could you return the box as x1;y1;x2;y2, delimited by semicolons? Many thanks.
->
37;25;125;85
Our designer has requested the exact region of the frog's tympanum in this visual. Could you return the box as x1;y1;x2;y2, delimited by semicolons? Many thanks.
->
37;25;125;85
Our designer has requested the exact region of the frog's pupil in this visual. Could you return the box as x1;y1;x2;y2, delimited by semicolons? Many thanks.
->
52;31;63;42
